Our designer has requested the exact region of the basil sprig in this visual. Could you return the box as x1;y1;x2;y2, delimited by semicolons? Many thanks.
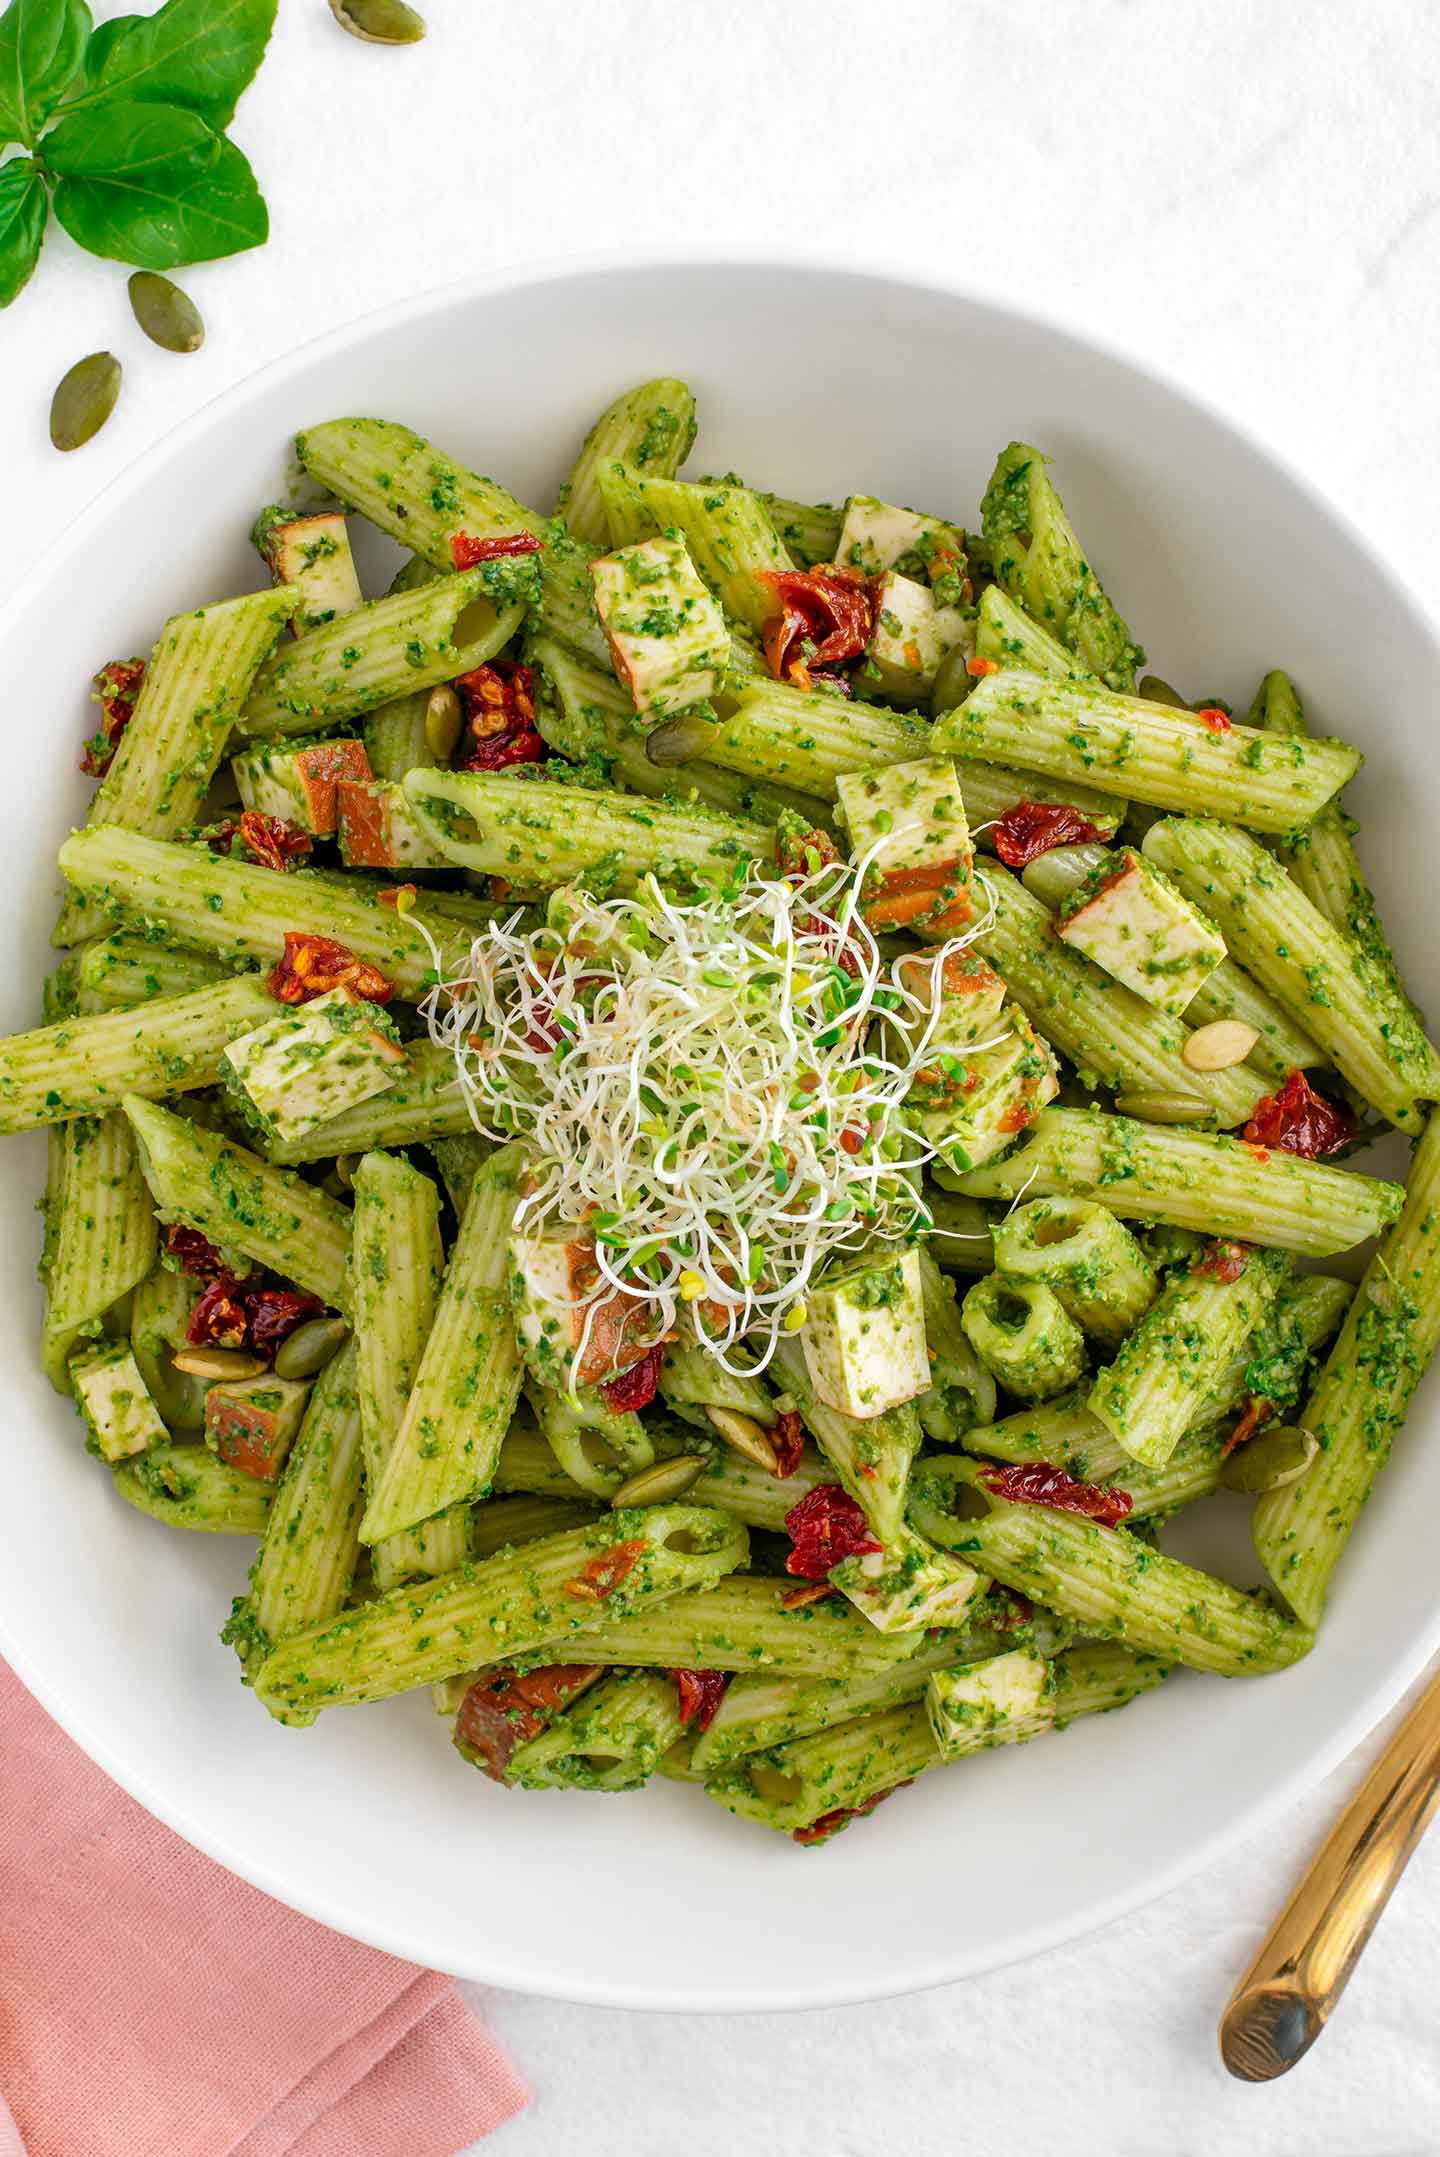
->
0;0;275;306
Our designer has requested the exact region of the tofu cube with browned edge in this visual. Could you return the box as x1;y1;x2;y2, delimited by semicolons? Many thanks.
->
254;508;364;634
925;1651;1054;1758
1056;849;1226;1015
71;1340;168;1462
801;1246;929;1419
909;1008;1060;1173
336;777;454;868
221;986;406;1144
836;756;975;931
232;739;372;837
893;948;1008;1060
205;1374;311;1481
835;496;968;605
589;536;729;720
831;1524;987;1633
862;570;972;702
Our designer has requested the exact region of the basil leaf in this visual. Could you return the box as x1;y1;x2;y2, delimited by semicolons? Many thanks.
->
52;130;265;268
44;97;217;175
0;152;46;302
0;0;91;147
76;0;274;131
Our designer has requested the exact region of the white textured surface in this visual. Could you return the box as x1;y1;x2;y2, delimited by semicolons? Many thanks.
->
7;0;1440;2146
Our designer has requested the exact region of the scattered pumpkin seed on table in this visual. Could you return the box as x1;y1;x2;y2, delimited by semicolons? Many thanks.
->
329;0;427;43
50;353;121;452
128;273;206;354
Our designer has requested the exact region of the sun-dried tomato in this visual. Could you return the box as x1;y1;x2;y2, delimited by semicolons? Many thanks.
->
792;1781;909;1846
979;1461;1133;1528
453;1663;602;1779
186;1274;252;1349
449;530;543;571
562;1537;650;1602
761;566;876;689
781;1580;836;1611
80;657;146;777
1194;1238;1251;1284
1242;1069;1355;1159
770;1410;806;1480
164;1224;229;1279
992;799;1106;868
241;811;312;871
601;1342;665;1413
775;825;840;879
784;1484;884;1580
246;1287;325;1352
267;931;396;1007
1195;706;1232;734
454;659;546;772
672;1669;730;1731
1222;1395;1274;1459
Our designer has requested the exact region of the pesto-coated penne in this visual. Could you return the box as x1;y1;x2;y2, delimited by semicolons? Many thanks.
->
364;690;433;782
123;1095;351;1311
113;1440;274;1535
937;671;1360;832
960;1276;1088;1403
991;1197;1157;1345
76;932;238;1012
1253;1111;1440;1627
1142;817;1440;1132
916;1250;997;1441
911;1454;1312;1677
360;1145;526;1545
980;441;1142;691
41;1111;156;1389
402;765;773;892
561;378;698;548
0;976;275;1132
57;824;469;997
251;1504;749;1720
508;1669;686;1791
225;1341;364;1667
947;1106;1402;1258
971;581;1087;681
597;463;792;631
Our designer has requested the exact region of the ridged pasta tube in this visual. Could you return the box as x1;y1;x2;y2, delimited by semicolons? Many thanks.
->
560;378;697;547
41;1112;156;1389
960;1276;1087;1401
991;1197;1157;1344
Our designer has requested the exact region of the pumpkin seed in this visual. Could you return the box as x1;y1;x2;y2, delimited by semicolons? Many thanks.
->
1219;1423;1319;1495
334;1153;358;1190
173;1345;268;1381
645;711;717;767
1182;1019;1259;1072
328;0;426;42
128;272;205;354
1139;674;1187;709
931;643;976;717
705;1404;778;1473
1113;1090;1212;1124
50;352;121;452
425;683;463;761
274;1314;350;1380
610;1454;708;1508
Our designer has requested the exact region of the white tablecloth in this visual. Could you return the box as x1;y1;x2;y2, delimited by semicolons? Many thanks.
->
8;4;1440;2146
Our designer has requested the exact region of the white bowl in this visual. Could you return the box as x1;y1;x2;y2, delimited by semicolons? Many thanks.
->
4;256;1438;2011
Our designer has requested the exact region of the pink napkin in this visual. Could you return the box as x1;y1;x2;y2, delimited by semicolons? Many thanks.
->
0;1659;528;2157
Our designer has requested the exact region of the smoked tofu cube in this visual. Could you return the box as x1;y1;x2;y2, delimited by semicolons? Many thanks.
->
221;986;406;1143
894;948;1008;1059
835;495;968;603
862;570;972;702
508;1233;652;1394
71;1340;168;1462
232;739;372;836
910;1009;1060;1173
925;1650;1054;1758
1056;849;1226;1015
336;777;454;868
254;508;364;634
589;536;729;719
835;756;975;932
830;1524;986;1633
801;1246;929;1419
205;1374;310;1481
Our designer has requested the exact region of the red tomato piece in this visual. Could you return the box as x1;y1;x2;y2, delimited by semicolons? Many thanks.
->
781;1580;836;1611
774;824;840;879
455;660;546;772
600;1342;665;1413
219;810;314;872
453;1663;603;1779
769;1410;806;1480
1221;1395;1274;1459
783;1484;884;1580
164;1224;230;1279
1195;706;1232;733
80;657;146;777
979;1460;1133;1529
449;530;543;571
562;1537;650;1602
244;1286;325;1352
267;931;395;1007
761;566;876;688
672;1668;730;1731
1242;1069;1356;1159
186;1275;252;1349
992;799;1106;868
1193;1238;1251;1284
792;1781;910;1846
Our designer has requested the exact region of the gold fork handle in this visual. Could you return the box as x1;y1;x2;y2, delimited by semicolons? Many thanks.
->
1220;1663;1440;2080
